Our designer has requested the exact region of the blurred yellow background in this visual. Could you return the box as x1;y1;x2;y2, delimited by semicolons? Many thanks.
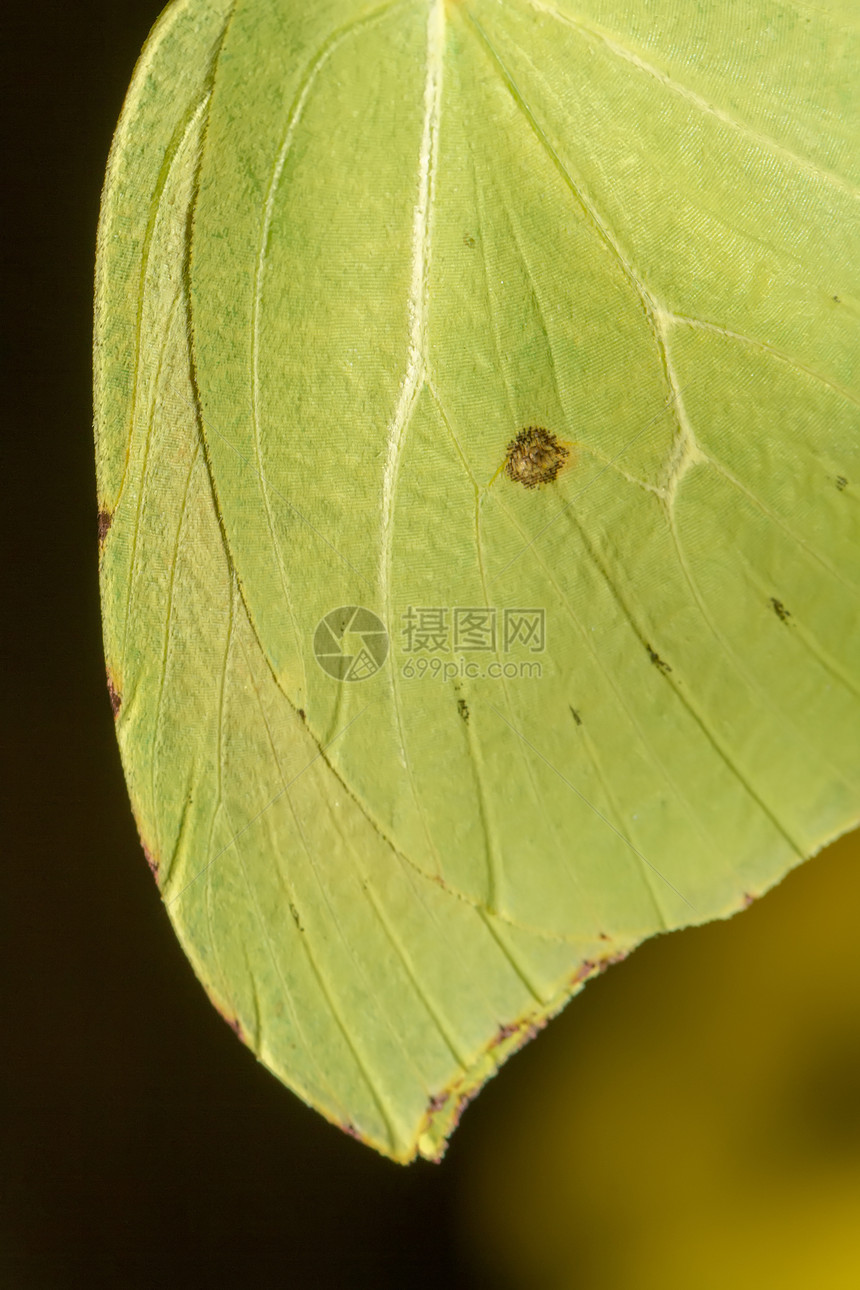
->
460;828;860;1289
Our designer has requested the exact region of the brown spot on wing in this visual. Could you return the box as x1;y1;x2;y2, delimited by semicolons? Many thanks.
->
504;426;570;489
646;644;671;673
142;842;159;880
97;508;113;546
106;670;121;717
491;1022;521;1048
223;1014;245;1042
339;1121;365;1143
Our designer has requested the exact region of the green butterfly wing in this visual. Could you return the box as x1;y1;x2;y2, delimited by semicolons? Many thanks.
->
95;0;860;1160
